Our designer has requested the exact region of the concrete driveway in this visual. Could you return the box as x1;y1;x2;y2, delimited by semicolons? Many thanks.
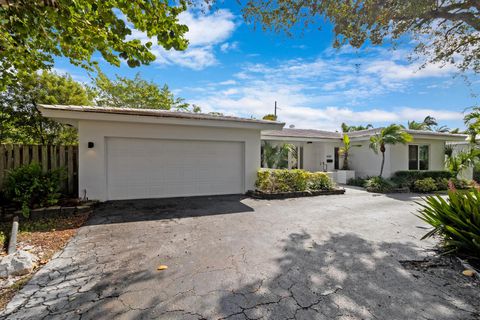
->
2;188;479;319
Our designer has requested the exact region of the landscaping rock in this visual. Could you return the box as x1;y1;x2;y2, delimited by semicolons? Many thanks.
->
0;250;38;278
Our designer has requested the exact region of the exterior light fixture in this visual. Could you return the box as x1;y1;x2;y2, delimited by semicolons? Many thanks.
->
88;142;94;149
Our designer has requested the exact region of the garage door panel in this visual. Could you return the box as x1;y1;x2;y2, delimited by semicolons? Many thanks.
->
106;138;244;200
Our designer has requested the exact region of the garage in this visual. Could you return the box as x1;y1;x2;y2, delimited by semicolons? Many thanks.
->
38;105;284;201
106;138;244;200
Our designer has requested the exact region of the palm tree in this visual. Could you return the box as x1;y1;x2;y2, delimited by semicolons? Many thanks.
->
261;141;295;169
369;125;413;177
445;148;480;177
341;122;373;132
338;134;360;170
407;120;428;130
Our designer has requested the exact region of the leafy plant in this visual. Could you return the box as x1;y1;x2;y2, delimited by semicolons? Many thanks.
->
261;141;296;169
413;178;438;193
392;171;454;189
445;149;480;177
369;125;413;177
3;163;65;217
338;134;360;170
347;177;368;187
255;169;333;193
364;176;395;193
417;190;480;257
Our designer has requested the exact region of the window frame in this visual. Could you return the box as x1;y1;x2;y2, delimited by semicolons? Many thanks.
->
408;144;430;171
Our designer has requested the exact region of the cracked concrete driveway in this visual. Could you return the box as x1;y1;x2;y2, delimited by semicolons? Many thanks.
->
2;187;479;320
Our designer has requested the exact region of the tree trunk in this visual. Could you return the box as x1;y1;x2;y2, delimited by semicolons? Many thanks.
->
342;152;349;170
380;151;385;177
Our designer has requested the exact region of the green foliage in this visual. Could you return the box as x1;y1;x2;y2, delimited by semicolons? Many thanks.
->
0;71;92;144
243;1;480;73
261;141;295;169
3;163;65;217
445;149;480;176
392;171;454;188
413;178;438;193
341;123;373;132
0;0;190;90
92;71;200;112
369;125;413;177
347;177;368;187
262;114;278;121
338;134;360;170
417;190;480;257
364;176;395;193
255;169;333;193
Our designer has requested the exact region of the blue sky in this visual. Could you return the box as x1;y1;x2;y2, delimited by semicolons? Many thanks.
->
54;2;479;131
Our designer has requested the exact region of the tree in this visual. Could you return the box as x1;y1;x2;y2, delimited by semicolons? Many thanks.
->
338;134;360;170
0;0;190;90
446;149;480;176
243;1;480;73
92;71;200;112
263;114;278;121
369;125;413;177
407;120;429;131
407;116;447;131
261;141;295;169
341;122;373;132
0;71;92;144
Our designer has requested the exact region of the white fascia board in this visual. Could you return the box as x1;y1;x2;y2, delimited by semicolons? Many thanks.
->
261;135;341;143
40;107;284;131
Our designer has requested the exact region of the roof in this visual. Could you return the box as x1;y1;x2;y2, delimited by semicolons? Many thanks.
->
262;127;468;141
39;105;284;126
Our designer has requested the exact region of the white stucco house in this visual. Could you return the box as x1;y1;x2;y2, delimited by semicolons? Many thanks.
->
262;128;468;179
39;105;468;201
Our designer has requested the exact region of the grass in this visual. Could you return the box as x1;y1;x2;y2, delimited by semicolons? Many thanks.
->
0;212;90;310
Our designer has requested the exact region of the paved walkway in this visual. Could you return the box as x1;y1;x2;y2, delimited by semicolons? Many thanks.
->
2;188;479;319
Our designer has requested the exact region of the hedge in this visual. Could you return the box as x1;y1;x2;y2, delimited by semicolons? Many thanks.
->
392;170;454;188
255;169;334;193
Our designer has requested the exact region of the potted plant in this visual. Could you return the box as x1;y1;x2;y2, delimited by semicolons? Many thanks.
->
337;134;360;183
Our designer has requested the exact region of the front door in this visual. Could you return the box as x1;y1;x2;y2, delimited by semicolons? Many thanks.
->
334;147;339;170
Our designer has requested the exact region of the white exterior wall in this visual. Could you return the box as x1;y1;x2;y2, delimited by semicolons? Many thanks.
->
78;120;261;201
348;142;390;177
390;139;446;173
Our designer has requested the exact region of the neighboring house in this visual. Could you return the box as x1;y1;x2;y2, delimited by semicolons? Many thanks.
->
39;105;283;201
262;128;468;179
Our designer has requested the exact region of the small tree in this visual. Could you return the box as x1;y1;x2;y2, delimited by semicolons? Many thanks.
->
369;125;413;177
338;134;360;170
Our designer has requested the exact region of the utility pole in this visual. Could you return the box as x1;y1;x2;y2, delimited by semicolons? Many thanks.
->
274;101;277;117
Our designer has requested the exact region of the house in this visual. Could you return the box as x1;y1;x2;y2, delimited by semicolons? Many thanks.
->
261;128;468;181
39;105;468;201
38;105;283;201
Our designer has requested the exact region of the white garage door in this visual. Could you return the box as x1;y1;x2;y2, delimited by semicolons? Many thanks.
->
106;138;244;200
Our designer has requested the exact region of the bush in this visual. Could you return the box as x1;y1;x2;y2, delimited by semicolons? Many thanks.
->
364;176;395;193
393;171;453;188
3;163;65;217
417;190;480;257
255;169;334;193
347;177;367;187
413;178;438;193
450;178;474;190
435;178;450;191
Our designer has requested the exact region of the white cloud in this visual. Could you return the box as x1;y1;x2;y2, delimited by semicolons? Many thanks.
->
220;41;239;53
126;9;237;70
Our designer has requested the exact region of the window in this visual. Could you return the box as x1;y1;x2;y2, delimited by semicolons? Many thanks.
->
408;145;429;170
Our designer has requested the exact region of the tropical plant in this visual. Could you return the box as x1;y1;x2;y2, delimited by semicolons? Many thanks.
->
417;190;480;257
369;125;413;177
341;122;373;132
445;149;480;176
0;0;190;90
255;169;333;193
413;178;438;193
243;1;480;73
407;116;442;131
261;141;295;169
364;176;395;193
407;120;429;131
3;163;65;217
338;134;360;170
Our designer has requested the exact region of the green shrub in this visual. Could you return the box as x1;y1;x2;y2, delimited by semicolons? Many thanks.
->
255;169;334;193
3;163;65;217
450;178;474;190
364;176;395;193
435;178;450;191
413;178;438;193
417;190;480;257
393;171;453;188
347;177;367;187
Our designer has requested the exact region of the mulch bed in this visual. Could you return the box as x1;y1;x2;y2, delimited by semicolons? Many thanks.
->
0;210;92;310
247;188;345;199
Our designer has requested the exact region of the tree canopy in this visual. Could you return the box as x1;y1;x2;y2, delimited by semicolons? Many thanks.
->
91;71;201;112
0;71;92;144
0;0;190;90
243;0;480;73
341;122;373;132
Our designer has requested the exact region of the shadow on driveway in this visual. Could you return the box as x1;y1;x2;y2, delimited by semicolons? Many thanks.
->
88;194;254;225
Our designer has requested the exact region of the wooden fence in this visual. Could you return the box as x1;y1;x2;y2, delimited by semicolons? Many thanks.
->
0;145;78;195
